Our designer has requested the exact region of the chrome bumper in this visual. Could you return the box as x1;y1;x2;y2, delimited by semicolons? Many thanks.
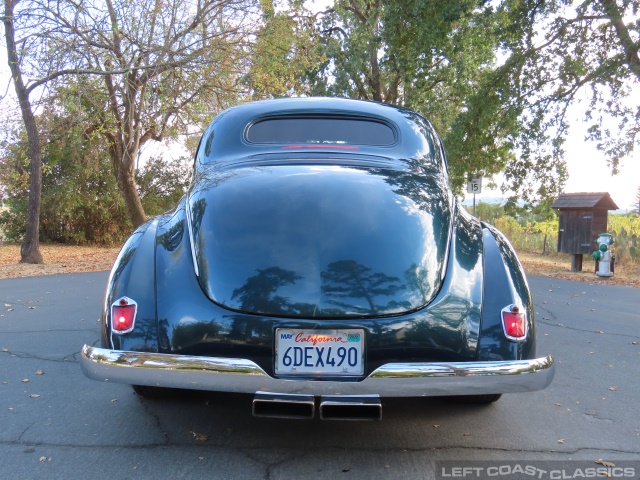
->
79;345;554;397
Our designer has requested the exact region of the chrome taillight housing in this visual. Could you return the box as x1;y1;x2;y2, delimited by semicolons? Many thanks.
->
111;297;137;334
501;304;528;342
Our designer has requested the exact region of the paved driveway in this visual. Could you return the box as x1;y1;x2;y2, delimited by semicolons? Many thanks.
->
1;272;639;479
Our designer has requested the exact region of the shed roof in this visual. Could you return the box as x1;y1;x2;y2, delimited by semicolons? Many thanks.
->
551;192;618;210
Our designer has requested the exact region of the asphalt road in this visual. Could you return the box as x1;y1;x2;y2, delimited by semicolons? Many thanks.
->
1;272;639;480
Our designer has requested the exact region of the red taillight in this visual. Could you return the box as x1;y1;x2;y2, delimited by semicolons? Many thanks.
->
111;297;136;333
501;305;527;341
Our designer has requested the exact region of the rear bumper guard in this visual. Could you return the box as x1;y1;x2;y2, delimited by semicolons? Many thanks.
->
80;345;555;397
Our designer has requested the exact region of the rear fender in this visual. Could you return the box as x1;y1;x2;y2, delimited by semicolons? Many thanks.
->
478;224;536;361
101;218;160;352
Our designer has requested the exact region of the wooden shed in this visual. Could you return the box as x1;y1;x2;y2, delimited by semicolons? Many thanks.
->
551;192;618;271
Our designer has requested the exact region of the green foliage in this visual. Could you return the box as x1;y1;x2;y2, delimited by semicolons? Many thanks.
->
465;201;506;225
607;213;640;263
0;113;131;245
494;216;559;255
463;201;560;254
308;0;640;209
0;108;192;244
247;0;325;97
309;0;567;204
495;0;640;186
4;0;637;243
464;197;557;226
136;156;192;217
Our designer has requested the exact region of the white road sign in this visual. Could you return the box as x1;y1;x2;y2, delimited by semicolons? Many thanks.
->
467;176;482;194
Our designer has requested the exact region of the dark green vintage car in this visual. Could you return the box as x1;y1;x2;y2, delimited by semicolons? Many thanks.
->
80;98;554;420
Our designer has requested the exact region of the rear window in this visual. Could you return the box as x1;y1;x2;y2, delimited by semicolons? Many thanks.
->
246;117;396;146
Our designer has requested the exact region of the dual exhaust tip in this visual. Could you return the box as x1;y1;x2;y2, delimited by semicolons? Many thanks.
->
252;392;382;421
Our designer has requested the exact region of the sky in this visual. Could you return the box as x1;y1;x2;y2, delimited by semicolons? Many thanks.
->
561;115;639;212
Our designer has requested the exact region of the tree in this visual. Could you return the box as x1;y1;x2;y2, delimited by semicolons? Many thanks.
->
245;0;325;98
503;0;640;172
0;95;193;244
635;186;640;214
0;106;131;244
491;0;640;207
310;0;640;208
136;155;192;217
2;0;260;261
2;0;45;262
311;0;552;201
43;0;259;228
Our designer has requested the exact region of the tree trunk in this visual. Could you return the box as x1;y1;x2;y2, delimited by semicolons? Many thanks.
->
116;160;147;229
3;0;43;264
103;129;148;230
102;57;148;230
369;6;382;102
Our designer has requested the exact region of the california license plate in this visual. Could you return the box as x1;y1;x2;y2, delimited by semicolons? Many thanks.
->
275;329;365;376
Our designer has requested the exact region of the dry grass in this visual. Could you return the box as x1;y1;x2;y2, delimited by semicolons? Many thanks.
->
0;244;119;279
0;243;638;288
517;251;640;288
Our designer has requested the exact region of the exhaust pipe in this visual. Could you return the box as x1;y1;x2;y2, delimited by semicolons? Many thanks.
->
252;392;315;419
319;394;382;421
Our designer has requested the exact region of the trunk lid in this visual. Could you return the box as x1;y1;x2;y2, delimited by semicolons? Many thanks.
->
187;164;451;318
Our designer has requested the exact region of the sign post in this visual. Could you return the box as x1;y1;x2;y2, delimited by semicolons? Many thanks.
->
466;176;482;216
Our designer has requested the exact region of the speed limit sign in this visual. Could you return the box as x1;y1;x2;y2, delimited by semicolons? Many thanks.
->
467;176;482;194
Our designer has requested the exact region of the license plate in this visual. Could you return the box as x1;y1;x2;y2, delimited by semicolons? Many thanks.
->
275;329;365;376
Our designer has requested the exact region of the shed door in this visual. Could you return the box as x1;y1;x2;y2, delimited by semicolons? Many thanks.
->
558;210;593;254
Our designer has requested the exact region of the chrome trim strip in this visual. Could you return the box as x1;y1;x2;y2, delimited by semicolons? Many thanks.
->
80;345;555;397
185;198;199;277
441;197;454;282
